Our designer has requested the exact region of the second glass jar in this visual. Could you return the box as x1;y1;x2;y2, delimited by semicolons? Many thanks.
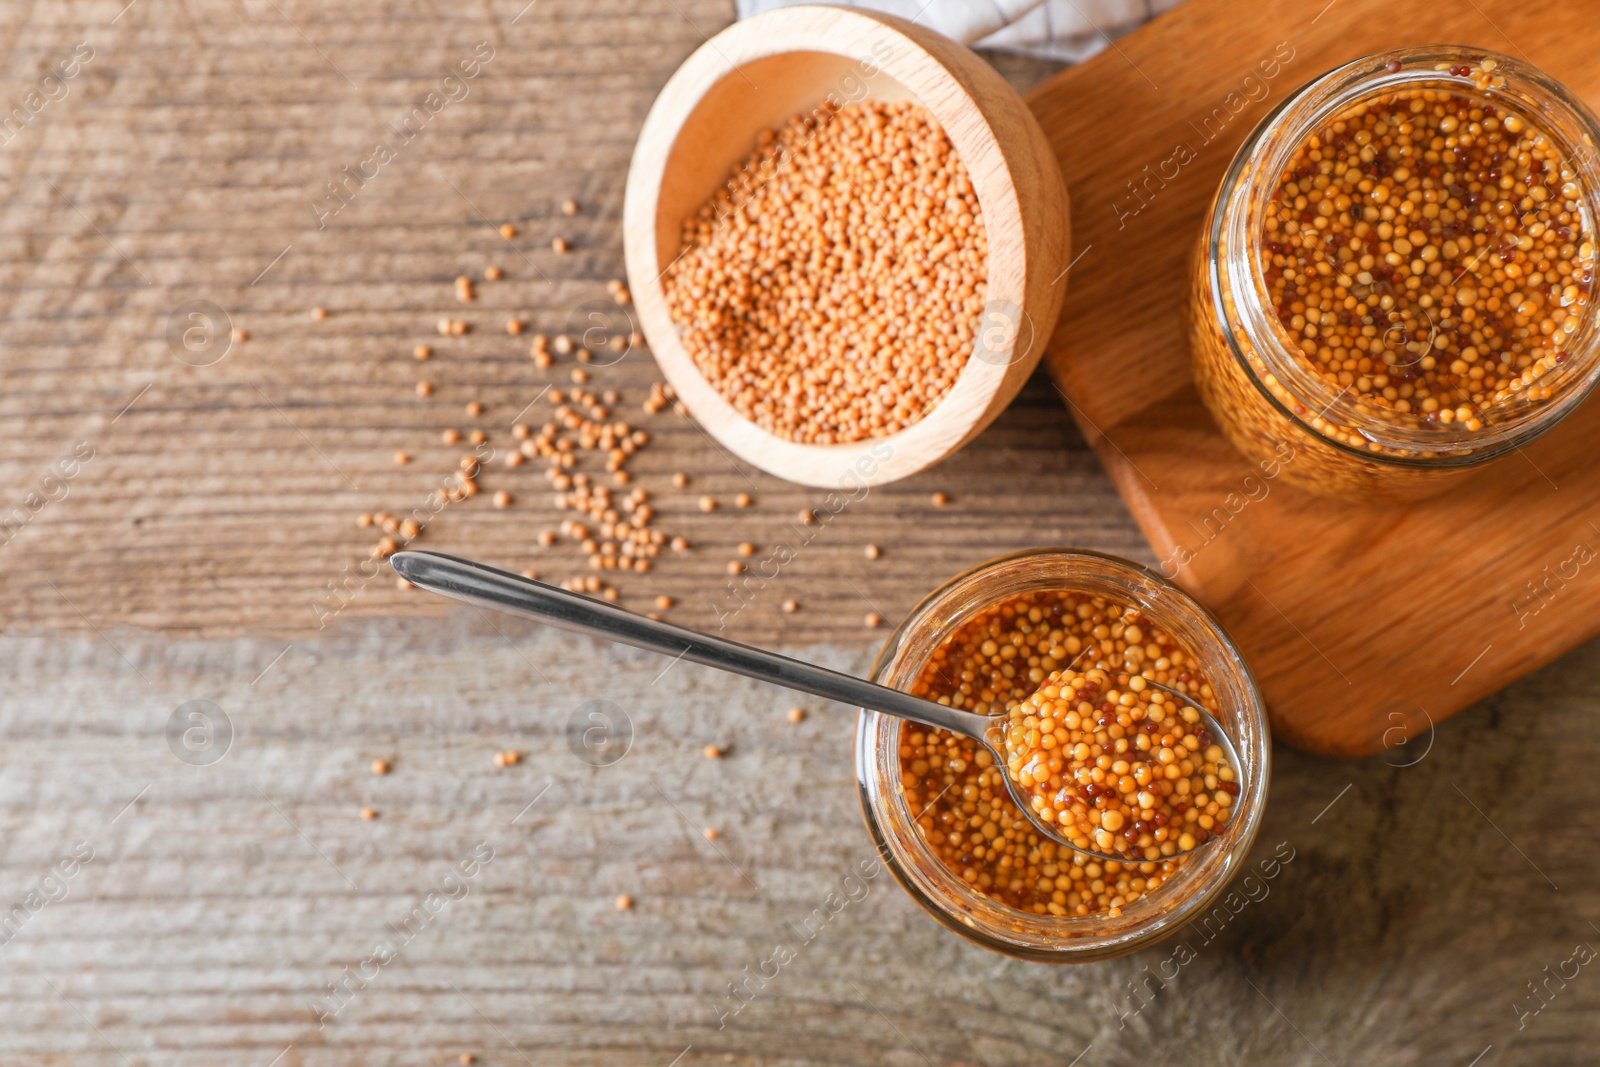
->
1190;46;1600;501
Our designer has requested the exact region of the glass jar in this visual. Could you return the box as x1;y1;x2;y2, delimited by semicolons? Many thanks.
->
1190;46;1600;501
854;549;1270;962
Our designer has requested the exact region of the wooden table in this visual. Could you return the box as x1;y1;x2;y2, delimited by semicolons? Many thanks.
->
1;1;1596;1064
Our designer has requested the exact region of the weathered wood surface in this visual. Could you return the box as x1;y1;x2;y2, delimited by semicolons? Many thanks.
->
0;0;1135;646
1032;0;1600;756
2;618;1598;1065
2;1;1599;1064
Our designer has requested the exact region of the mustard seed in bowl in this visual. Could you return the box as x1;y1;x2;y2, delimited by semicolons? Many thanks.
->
661;100;987;444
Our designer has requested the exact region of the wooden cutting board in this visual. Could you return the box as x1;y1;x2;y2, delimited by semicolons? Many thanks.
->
1028;0;1600;756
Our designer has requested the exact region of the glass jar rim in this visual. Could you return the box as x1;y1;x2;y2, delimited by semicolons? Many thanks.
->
1207;45;1600;467
854;548;1272;962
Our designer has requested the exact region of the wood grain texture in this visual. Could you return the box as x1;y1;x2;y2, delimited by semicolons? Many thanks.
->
0;0;1133;646
623;5;1070;488
1031;0;1600;756
2;3;1600;1064
2;616;1597;1065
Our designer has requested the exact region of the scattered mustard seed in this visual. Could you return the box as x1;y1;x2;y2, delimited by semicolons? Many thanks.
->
865;612;883;628
455;275;475;303
781;598;799;613
311;306;327;321
703;744;723;760
357;513;373;528
727;561;744;575
734;493;752;508
672;472;688;488
465;401;483;416
493;490;512;509
562;198;579;216
864;544;881;560
931;492;950;507
360;807;378;821
442;428;461;444
484;266;502;281
394;451;410;465
506;318;524;335
798;508;815;525
500;223;517;238
231;327;247;342
655;595;673;609
699;495;716;512
551;236;569;254
371;759;390;775
416;381;433;397
787;707;805;723
703;827;719;841
614;894;633;911
414;344;431;361
737;542;756;557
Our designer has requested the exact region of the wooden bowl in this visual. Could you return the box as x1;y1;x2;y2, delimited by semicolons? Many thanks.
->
623;5;1070;488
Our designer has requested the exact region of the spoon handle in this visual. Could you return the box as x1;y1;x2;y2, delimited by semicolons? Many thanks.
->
391;551;991;742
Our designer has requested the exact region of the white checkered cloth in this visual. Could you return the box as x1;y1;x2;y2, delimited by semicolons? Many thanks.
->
733;0;1183;63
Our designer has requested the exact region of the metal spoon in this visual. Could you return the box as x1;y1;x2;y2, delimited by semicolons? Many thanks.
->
391;550;1240;864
